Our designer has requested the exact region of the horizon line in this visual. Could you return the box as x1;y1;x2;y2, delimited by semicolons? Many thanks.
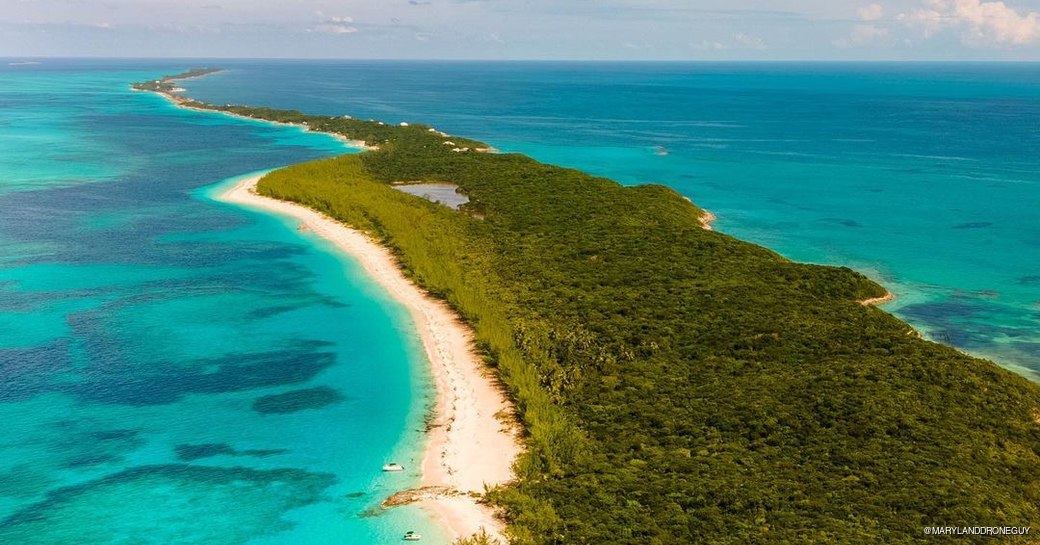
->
3;55;1039;64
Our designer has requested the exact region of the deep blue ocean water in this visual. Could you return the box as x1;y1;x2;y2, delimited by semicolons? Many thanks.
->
181;60;1040;378
0;61;445;544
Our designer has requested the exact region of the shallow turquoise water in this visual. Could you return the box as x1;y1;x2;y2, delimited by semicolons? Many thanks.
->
0;61;444;543
182;61;1040;378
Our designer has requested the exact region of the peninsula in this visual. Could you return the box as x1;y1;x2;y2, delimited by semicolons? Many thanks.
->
133;67;222;95
139;70;1040;545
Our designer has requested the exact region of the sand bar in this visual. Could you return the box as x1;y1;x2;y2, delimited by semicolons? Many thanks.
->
219;174;521;544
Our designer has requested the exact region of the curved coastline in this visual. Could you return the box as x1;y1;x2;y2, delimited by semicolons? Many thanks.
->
217;174;521;544
132;68;375;151
140;69;520;540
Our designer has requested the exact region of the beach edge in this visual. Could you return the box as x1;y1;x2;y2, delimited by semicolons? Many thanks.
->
216;174;522;544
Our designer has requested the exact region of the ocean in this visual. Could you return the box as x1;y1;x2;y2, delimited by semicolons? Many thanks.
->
0;60;444;544
0;59;1037;544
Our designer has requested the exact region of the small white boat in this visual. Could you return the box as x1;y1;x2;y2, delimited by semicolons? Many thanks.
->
403;531;422;541
382;463;405;472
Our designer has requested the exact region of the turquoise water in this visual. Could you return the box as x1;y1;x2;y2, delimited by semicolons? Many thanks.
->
0;61;444;543
181;61;1040;379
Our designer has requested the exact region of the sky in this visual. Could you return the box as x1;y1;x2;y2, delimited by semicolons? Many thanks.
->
1;0;1039;60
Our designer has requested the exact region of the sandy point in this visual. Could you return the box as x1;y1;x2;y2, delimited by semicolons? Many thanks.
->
860;291;895;306
699;210;718;231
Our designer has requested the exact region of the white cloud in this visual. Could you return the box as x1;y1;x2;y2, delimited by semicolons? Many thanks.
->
899;0;1040;45
733;32;766;49
691;40;728;51
308;13;357;34
309;23;357;34
858;3;885;21
835;23;890;47
836;4;892;48
898;1;946;38
689;33;765;51
954;0;1040;44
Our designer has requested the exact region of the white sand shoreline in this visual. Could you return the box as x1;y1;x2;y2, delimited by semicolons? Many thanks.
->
143;77;520;541
699;210;717;231
860;291;895;306
136;87;376;151
218;174;521;544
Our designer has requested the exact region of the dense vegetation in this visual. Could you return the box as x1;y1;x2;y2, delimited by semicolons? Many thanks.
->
142;71;1040;544
132;67;222;94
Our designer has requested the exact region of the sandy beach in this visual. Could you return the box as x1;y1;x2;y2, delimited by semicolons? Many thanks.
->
138;85;376;151
699;210;717;231
680;195;715;231
860;291;895;306
219;174;521;544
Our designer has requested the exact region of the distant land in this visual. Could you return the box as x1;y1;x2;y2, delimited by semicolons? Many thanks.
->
137;69;1040;545
133;67;222;94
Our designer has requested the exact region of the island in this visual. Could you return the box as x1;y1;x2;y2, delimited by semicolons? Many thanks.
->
138;69;1040;545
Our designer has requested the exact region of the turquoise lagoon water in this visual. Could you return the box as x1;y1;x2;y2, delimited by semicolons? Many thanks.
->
182;61;1040;378
0;61;445;544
